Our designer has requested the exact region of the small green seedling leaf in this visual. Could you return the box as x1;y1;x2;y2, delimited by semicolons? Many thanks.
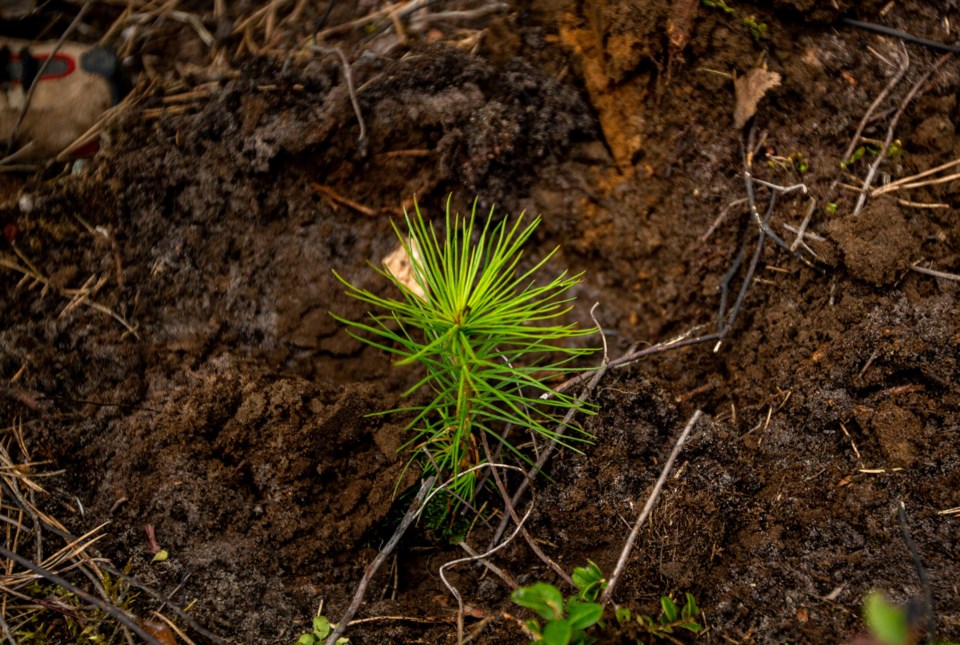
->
297;635;316;645
151;549;169;563
312;616;331;639
661;596;679;623
543;620;573;645
826;202;838;214
682;592;699;619
864;592;910;645
572;561;606;601
615;606;632;625
703;0;736;13
565;599;603;631
542;619;573;645
513;583;566;621
679;619;703;633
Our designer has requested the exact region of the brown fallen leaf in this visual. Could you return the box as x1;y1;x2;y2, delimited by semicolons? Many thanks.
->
733;67;782;128
138;619;179;645
382;237;427;301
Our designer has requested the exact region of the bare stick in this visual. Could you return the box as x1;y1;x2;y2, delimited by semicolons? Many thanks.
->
326;475;436;645
853;52;952;217
897;500;935;639
601;410;702;606
6;1;93;153
311;46;366;144
441;471;532;644
873;171;960;195
842;44;910;163
487;362;608;550
872;156;960;196
790;198;817;252
910;264;960;282
457;541;517;589
480;433;573;587
700;198;747;242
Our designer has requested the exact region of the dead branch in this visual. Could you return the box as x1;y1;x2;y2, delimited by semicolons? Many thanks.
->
326;475;436;645
601;410;703;606
853;52;953;217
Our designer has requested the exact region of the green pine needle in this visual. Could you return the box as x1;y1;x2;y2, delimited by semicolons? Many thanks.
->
332;197;597;512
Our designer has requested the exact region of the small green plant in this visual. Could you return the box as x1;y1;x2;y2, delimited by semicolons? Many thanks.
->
841;145;870;169
766;151;809;175
513;563;702;644
702;0;735;13
571;561;607;601
841;140;905;171
512;562;607;644
826;202;838;214
614;593;703;642
743;15;768;41
886;139;905;159
297;615;349;645
864;592;911;645
333;198;596;516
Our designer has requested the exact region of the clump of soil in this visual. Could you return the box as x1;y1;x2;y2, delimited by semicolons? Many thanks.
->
1;0;959;643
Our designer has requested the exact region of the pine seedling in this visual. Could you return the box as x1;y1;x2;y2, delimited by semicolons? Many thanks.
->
332;197;596;512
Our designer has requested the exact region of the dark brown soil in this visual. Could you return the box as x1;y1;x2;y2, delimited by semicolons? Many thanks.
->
2;1;959;643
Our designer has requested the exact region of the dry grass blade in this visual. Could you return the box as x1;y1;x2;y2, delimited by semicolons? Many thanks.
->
0;252;139;339
853;52;952;217
0;422;156;643
872;156;960;196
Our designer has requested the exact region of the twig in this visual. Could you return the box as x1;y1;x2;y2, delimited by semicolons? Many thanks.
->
842;18;960;54
408;4;507;26
311;46;366;144
589;302;608;366
487;360;608;550
0;612;14;645
0;545;162;645
718;191;776;344
896;199;948;209
326;475;436;645
480;433;573;587
457;542;517;589
440;474;532;645
5;1;93;154
790;198;817;252
314;0;431;42
897;500;935;639
872;156;960;196
853;52;952;217
700;198;747;242
910;264;960;282
310;183;374;215
601;410;702;606
842;44;911;164
873;171;960;195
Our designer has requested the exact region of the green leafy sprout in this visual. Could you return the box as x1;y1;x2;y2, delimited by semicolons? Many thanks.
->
864;592;911;645
512;562;607;645
332;197;596;513
512;562;702;644
297;615;349;645
614;593;702;642
743;15;768;41
702;0;736;14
